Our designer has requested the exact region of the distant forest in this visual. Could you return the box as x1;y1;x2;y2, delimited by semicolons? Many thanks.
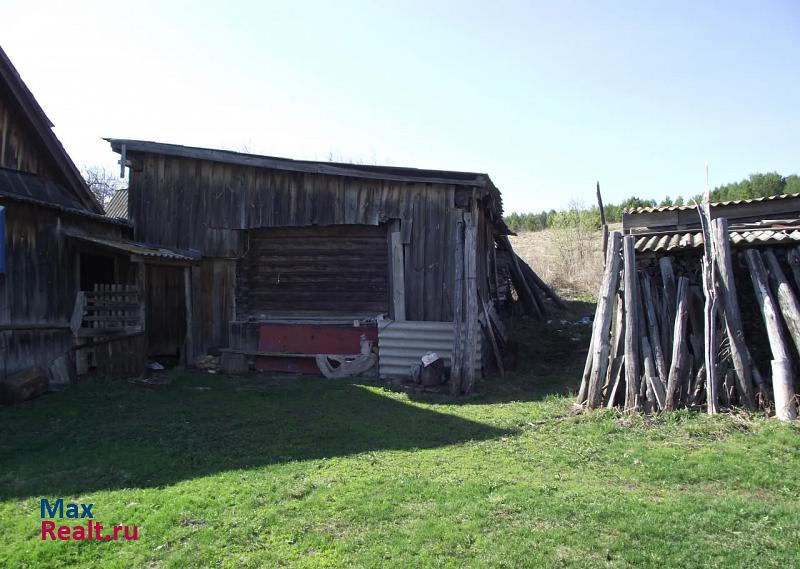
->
504;172;800;233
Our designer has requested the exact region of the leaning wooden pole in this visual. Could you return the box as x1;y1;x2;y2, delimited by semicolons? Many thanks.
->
697;193;720;414
596;181;609;266
764;249;800;357
711;218;755;408
622;235;640;411
744;249;798;421
586;231;622;407
664;277;689;410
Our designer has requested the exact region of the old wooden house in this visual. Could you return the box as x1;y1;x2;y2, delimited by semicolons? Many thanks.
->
106;139;554;387
0;46;197;392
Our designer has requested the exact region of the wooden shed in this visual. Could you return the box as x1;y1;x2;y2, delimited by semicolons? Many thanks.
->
0;46;196;392
579;194;800;419
107;139;552;388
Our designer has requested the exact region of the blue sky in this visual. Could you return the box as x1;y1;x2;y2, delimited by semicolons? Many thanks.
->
1;0;798;212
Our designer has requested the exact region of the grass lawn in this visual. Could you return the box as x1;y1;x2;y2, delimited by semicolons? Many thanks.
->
1;316;799;568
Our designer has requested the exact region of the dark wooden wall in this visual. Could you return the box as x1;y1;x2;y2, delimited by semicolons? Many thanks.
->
0;95;58;178
237;225;389;317
127;152;480;323
146;265;186;356
0;200;130;380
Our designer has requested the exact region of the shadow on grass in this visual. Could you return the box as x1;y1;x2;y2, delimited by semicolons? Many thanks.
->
0;374;511;500
407;300;596;406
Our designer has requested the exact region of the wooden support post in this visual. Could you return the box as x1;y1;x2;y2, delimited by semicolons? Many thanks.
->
697;196;719;415
586;231;622;407
463;213;479;394
450;214;465;396
183;266;194;367
623;235;640;411
744;249;797;421
712;218;755;408
390;231;406;321
764;249;800;357
664;277;689;410
480;295;504;379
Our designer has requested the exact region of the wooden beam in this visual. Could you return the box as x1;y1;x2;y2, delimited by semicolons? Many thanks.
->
463;213;479;394
390;231;406;321
744;249;797;421
712;218;755;408
586;231;622;407
623;235;640;410
184;266;194;367
664;277;689;410
450;212;465;396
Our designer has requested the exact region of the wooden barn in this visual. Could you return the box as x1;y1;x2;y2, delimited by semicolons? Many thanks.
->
579;194;800;420
0;46;197;397
106;139;558;391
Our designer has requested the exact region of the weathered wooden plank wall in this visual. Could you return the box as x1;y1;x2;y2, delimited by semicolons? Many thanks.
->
236;225;389;317
190;258;236;357
146;265;186;356
0;200;130;380
0;96;57;178
128;152;472;323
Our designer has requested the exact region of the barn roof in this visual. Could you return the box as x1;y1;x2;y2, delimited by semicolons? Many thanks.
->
0;167;129;225
106;138;495;188
0;46;104;214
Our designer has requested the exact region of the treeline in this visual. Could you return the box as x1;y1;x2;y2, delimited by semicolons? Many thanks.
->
505;172;800;233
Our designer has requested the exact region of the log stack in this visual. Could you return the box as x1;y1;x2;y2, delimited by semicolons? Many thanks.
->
578;220;799;421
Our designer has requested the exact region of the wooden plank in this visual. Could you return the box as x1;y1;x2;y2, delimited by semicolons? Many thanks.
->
744;248;796;421
450;211;465;395
184;266;194;366
481;295;504;379
640;273;668;388
712;218;755;408
659;256;677;361
390;231;406;321
586;231;622;407
463;212;479;394
623;235;640;411
664;277;689;410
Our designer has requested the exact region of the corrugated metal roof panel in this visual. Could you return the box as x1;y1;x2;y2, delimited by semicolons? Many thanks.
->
378;320;481;379
105;188;128;218
624;192;800;214
633;228;800;253
66;234;201;261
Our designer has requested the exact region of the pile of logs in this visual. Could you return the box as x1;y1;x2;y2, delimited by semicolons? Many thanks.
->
496;235;567;320
578;215;798;421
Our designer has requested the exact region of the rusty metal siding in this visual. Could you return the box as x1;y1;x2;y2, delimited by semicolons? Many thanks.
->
377;320;481;379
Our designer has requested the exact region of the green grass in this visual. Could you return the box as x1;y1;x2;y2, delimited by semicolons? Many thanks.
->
1;315;798;568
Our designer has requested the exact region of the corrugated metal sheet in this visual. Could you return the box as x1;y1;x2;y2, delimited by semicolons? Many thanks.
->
625;192;800;214
378;319;481;379
105;188;128;218
66;234;200;261
634;228;800;252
